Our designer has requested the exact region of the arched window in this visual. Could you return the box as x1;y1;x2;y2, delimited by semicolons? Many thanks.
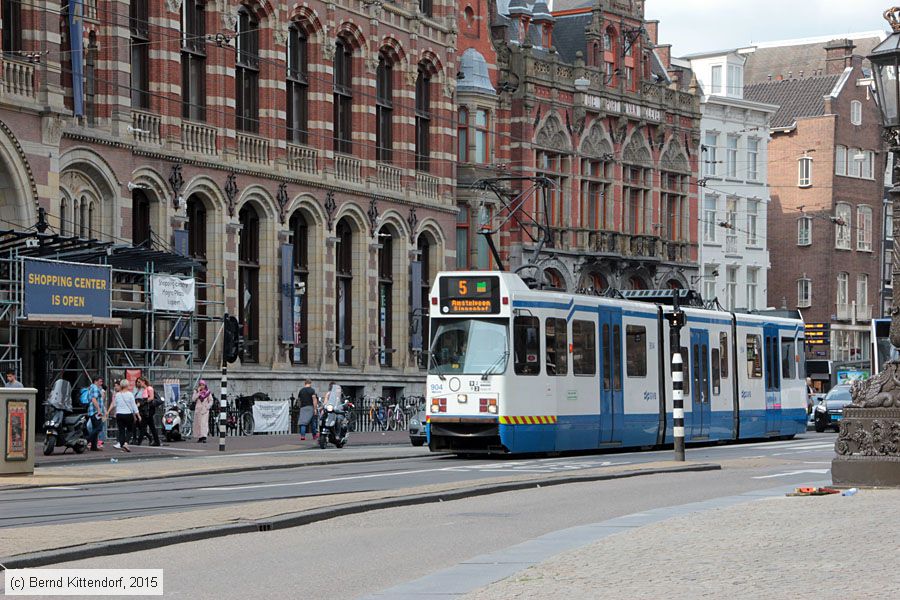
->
591;273;608;293
415;64;432;172
186;196;208;355
287;24;309;144
457;108;469;163
132;190;151;246
60;198;68;236
629;276;646;291
87;201;94;238
416;234;433;368
667;279;683;290
544;269;564;290
335;218;354;365
377;229;394;366
289;211;309;364
376;53;394;162
79;196;88;238
236;6;260;132
238;204;260;363
334;38;353;154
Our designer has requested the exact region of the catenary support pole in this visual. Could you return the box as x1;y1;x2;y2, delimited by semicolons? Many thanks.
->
672;351;685;462
219;364;227;452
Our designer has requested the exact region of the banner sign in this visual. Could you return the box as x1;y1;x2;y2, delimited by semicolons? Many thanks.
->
151;275;195;312
23;258;111;318
280;244;293;343
251;401;291;434
68;0;85;117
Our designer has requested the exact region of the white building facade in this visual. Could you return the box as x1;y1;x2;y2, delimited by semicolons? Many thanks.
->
684;51;777;311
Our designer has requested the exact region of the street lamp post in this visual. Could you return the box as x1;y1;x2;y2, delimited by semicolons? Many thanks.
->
832;7;900;486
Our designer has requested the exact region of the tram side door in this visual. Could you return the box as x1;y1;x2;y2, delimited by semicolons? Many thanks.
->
764;325;782;434
689;329;711;439
598;308;623;444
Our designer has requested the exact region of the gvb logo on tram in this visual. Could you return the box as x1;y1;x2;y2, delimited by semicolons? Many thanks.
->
424;271;808;455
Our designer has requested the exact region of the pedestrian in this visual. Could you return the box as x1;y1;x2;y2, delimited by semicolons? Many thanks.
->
296;379;318;441
133;377;161;446
85;375;105;451
192;380;213;443
107;379;140;452
4;370;23;388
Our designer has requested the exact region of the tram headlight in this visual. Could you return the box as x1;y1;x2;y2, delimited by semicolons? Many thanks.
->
815;404;827;413
488;398;498;414
457;394;468;403
430;402;439;413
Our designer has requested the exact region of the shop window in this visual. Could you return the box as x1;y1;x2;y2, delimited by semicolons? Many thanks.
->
289;211;309;364
132;190;151;247
238;203;260;363
335;218;354;365
378;229;394;367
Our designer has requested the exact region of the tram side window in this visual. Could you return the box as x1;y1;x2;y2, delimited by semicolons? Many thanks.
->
671;346;690;394
781;337;795;380
719;332;729;379
711;348;721;395
545;317;568;376
626;325;647;377
613;324;622;390
572;320;596;375
514;316;540;375
746;334;763;378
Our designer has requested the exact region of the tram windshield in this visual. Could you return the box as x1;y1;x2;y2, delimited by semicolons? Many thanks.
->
429;319;509;376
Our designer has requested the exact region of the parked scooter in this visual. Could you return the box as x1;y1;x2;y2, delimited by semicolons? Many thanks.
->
43;380;88;455
162;398;192;442
319;399;354;449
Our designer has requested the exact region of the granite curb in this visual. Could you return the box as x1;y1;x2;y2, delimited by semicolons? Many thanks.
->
0;463;720;569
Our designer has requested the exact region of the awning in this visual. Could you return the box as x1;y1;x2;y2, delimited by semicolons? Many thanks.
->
0;229;204;275
19;314;123;328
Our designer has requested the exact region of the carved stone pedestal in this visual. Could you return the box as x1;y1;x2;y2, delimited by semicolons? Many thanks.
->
832;407;900;487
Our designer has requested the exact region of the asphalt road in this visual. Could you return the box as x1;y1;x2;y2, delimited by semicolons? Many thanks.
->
33;433;839;600
0;433;837;529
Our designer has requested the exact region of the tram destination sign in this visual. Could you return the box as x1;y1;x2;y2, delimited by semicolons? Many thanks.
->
439;275;501;315
23;258;111;318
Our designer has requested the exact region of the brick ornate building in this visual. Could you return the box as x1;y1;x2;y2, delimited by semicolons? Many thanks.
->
454;0;702;291
744;37;886;386
0;0;456;398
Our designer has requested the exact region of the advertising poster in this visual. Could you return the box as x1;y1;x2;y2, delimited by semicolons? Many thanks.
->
163;381;182;407
125;369;142;387
6;400;27;461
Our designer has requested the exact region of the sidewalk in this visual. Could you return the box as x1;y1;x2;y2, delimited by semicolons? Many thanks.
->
465;488;899;599
33;430;410;466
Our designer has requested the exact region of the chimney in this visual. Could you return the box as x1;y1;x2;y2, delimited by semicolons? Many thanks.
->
825;38;856;74
645;20;659;46
656;44;671;69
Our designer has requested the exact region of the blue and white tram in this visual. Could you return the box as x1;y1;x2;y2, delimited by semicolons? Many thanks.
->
425;271;808;454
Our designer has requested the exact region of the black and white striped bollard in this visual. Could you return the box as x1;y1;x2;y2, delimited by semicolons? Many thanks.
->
219;365;227;452
672;351;685;462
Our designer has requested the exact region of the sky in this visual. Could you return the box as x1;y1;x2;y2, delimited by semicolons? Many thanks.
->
644;0;891;57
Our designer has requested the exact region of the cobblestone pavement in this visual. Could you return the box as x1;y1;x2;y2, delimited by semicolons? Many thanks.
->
466;489;900;600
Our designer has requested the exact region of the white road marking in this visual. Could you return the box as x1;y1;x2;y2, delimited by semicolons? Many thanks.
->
752;469;830;479
198;466;452;492
44;486;82;490
129;445;207;453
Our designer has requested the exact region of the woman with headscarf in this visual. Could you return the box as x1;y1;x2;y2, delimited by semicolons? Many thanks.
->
192;380;214;443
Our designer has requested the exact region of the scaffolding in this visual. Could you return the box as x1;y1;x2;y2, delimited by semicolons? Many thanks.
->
0;229;224;408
